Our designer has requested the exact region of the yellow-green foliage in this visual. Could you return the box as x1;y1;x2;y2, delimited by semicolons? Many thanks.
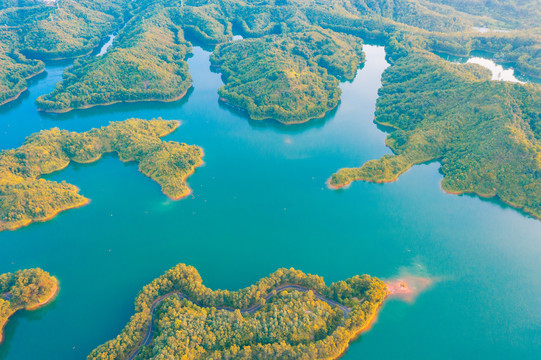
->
0;0;127;106
211;28;364;124
0;47;43;105
425;0;541;29
168;4;233;44
19;0;120;59
0;119;203;231
35;7;193;112
0;268;57;342
87;264;387;360
0;0;127;59
330;49;541;219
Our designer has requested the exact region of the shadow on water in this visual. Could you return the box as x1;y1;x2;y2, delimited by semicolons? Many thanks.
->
0;300;58;360
41;152;138;182
184;32;219;53
375;122;395;135
217;99;339;134
432;165;538;220
458;191;536;221
0;71;48;114
38;86;195;122
42;58;76;68
0;92;31;115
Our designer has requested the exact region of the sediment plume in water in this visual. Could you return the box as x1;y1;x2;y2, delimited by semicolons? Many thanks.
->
384;263;437;303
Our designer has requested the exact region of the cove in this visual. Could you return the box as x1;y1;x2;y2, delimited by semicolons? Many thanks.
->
434;50;535;84
0;44;541;360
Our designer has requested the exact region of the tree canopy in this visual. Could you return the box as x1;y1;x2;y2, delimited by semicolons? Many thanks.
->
0;119;203;231
87;264;387;360
0;268;57;344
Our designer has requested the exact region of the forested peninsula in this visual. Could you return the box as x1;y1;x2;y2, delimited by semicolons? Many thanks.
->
0;268;58;344
87;264;387;360
0;119;203;232
0;0;129;105
328;27;541;219
35;1;233;112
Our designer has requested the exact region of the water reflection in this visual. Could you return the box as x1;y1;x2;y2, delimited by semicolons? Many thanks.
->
467;57;523;83
217;99;338;134
433;50;533;83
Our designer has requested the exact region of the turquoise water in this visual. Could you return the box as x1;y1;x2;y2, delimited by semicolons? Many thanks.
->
1;45;541;360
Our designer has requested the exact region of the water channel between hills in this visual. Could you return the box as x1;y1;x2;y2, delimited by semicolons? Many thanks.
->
0;44;541;360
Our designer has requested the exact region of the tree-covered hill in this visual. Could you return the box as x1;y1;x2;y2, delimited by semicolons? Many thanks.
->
2;0;540;221
35;6;193;112
211;28;364;123
330;48;541;219
0;0;130;105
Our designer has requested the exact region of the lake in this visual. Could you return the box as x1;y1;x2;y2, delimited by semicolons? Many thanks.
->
1;44;540;360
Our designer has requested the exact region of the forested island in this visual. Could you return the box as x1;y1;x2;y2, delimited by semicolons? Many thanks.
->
0;119;203;231
87;264;387;360
0;268;58;344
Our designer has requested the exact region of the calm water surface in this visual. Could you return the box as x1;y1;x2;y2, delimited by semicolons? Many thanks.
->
1;45;541;360
435;50;535;84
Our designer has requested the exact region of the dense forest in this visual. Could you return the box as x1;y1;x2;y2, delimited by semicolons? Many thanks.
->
0;47;43;106
0;0;130;105
1;0;540;219
330;47;541;219
0;119;203;231
35;5;194;112
211;28;364;123
0;268;57;344
426;0;541;29
17;0;539;112
87;264;387;360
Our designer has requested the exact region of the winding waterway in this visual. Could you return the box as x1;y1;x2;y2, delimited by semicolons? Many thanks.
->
1;45;541;359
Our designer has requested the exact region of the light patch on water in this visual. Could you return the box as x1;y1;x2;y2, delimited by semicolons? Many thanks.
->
97;34;117;57
384;263;439;303
467;57;524;83
473;27;509;34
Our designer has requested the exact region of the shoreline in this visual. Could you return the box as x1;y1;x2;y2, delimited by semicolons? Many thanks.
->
218;96;339;125
327;162;541;220
0;278;59;345
1;120;192;232
2;197;90;232
326;170;402;190
333;303;383;360
441;184;540;220
115;138;203;201
165;151;205;201
0;68;46;107
38;86;192;114
26;278;60;311
126;283;382;360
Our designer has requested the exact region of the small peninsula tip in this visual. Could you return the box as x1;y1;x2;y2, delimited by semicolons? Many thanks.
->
0;268;58;344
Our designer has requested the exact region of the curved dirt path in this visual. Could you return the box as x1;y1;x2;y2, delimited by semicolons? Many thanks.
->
128;284;352;359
